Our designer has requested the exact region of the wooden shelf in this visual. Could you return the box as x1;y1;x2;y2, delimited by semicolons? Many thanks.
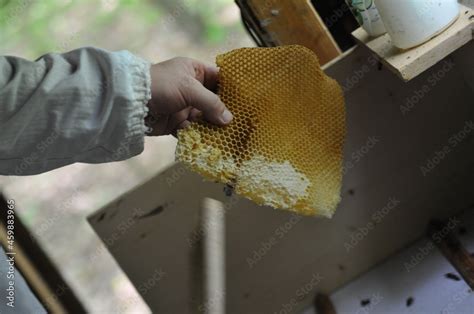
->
352;4;474;81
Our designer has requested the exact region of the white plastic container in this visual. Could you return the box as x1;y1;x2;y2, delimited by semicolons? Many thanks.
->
375;0;460;49
345;0;387;37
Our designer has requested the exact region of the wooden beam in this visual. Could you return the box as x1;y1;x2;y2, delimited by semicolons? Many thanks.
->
352;4;474;81
0;196;85;313
314;293;337;314
202;198;226;314
237;0;341;65
428;219;474;289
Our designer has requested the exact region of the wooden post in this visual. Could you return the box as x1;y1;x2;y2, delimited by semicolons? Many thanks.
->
428;219;474;290
236;0;341;65
202;198;226;314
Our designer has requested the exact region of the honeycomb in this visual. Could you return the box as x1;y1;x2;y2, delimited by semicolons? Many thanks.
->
176;45;346;217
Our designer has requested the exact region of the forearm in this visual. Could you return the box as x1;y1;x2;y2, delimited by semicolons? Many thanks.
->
0;47;151;175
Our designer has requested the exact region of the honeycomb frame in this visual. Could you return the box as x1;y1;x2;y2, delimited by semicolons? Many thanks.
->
176;45;346;217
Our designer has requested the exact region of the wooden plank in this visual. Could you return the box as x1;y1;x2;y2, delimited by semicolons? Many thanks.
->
0;196;86;313
352;4;474;81
88;165;226;314
239;0;341;65
329;211;474;314
89;42;474;314
202;198;226;314
314;293;336;314
428;219;474;289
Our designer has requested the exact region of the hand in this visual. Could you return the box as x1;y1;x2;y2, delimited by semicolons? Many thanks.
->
145;57;233;136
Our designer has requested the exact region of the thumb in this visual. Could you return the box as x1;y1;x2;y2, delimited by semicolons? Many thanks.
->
182;78;233;125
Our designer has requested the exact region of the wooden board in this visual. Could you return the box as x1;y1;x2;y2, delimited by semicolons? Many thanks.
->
352;4;474;81
0;196;85;313
324;208;474;314
89;42;474;314
237;0;341;65
88;167;225;314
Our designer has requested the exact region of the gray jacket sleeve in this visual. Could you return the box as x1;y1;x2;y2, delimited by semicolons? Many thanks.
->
0;47;151;176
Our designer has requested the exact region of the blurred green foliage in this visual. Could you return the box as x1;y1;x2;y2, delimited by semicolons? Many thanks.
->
0;0;240;57
1;0;156;55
